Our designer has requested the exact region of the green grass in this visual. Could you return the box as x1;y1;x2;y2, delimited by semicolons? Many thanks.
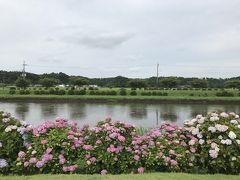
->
0;173;239;180
0;87;239;103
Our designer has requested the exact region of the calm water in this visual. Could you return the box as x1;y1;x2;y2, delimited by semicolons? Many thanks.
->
0;101;239;128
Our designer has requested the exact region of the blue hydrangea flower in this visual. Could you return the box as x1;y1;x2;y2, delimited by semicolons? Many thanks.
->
0;159;8;168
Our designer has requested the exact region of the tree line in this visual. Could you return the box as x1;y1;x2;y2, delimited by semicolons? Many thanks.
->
0;70;239;89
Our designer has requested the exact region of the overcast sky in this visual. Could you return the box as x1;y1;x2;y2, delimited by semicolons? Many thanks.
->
0;0;239;78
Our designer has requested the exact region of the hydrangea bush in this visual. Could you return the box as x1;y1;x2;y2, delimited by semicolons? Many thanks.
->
184;112;240;174
14;118;79;174
0;110;240;175
132;123;197;173
0;111;31;173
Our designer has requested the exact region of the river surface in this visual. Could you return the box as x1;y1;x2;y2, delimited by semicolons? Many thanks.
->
0;101;239;128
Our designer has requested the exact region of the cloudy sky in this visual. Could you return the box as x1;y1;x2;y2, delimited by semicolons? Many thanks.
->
0;0;240;78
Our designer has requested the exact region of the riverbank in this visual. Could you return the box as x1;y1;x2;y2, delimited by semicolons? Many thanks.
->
0;94;240;104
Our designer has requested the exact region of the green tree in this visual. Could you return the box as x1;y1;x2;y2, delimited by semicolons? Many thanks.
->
160;77;179;88
69;77;89;87
190;79;208;88
128;79;147;89
15;77;30;89
39;78;59;88
224;80;240;89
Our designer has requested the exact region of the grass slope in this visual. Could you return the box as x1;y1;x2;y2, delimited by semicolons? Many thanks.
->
1;173;239;180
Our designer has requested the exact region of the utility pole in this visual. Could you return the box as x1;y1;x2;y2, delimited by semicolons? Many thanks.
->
156;63;159;87
21;61;27;79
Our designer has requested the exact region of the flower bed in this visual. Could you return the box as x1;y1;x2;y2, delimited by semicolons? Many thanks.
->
0;111;239;175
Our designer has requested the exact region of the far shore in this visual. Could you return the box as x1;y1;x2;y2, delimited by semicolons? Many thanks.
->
0;95;240;104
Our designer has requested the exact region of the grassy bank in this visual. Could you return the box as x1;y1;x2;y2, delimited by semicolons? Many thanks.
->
0;94;240;104
0;87;239;104
1;173;239;180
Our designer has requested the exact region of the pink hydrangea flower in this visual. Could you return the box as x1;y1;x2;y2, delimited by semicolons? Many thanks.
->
83;145;93;150
36;161;45;168
41;139;48;145
18;151;26;159
101;169;108;175
138;167;145;173
134;155;140;161
170;159;177;166
118;135;126;142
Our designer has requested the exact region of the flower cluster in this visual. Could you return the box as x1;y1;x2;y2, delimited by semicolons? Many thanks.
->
0;111;31;173
184;112;240;174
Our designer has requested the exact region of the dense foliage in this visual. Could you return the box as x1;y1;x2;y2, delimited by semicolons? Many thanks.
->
0;111;240;175
1;70;240;88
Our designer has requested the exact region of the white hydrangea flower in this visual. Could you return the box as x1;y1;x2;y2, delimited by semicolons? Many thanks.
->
215;124;228;132
228;131;237;139
196;115;203;119
232;157;237;161
197;133;203;139
225;139;232;145
4;127;12;132
197;117;205;124
209;149;218;158
2;118;10;123
11;125;17;129
191;128;199;135
0;142;2;148
210;116;219;121
31;150;37;155
218;135;223;140
235;115;239;119
230;120;238;125
236;139;240;144
220;112;229;118
199;139;205;145
208;126;216;133
238;125;240;129
211;113;218;117
211;143;218;149
221;139;226;144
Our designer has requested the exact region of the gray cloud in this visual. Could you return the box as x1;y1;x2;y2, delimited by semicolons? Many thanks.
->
0;0;240;78
63;32;133;49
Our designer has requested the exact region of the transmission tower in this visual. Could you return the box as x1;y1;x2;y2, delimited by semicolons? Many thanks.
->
156;63;159;87
21;61;27;78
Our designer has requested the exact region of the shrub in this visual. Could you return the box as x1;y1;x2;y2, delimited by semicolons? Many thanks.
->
57;89;66;95
33;90;40;95
0;111;31;174
9;90;16;95
134;123;197;173
130;91;137;96
141;91;152;96
216;91;234;97
119;88;127;96
67;90;75;95
75;90;86;95
19;90;30;95
14;118;78;174
184;112;240;174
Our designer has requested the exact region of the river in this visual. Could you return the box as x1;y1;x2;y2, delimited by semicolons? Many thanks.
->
0;101;239;128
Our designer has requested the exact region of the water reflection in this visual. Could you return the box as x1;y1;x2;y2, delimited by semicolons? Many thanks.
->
128;104;147;119
41;103;57;117
160;112;178;122
68;103;86;119
0;101;239;128
15;103;29;121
